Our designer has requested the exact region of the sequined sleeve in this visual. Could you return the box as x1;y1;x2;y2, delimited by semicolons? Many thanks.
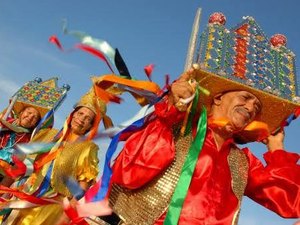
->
76;142;99;184
244;148;300;218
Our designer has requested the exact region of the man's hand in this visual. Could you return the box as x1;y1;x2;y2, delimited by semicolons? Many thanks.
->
169;67;198;111
262;129;285;152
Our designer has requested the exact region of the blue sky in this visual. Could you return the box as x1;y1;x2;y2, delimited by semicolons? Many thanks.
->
0;1;299;224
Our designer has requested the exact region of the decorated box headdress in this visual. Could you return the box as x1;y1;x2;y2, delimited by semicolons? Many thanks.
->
192;12;300;142
10;77;69;119
0;77;69;135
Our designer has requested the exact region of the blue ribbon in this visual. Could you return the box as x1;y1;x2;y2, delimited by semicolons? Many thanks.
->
0;133;16;164
34;162;53;197
0;149;13;164
91;93;169;201
64;176;85;200
92;114;149;201
31;109;54;138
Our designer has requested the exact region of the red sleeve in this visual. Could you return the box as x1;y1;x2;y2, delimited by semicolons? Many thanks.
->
244;148;300;218
111;101;185;189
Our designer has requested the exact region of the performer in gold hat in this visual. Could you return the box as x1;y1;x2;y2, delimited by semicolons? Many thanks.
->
105;12;300;225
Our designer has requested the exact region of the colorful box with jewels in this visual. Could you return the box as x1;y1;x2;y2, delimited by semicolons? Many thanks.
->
10;77;70;118
196;12;299;102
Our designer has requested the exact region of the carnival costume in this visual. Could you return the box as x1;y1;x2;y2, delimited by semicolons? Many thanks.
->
0;78;69;180
0;118;31;164
3;86;105;225
0;68;161;225
6;130;99;225
107;13;300;225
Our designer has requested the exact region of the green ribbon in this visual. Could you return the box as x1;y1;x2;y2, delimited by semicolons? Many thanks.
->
0;208;11;216
164;106;207;225
185;87;200;135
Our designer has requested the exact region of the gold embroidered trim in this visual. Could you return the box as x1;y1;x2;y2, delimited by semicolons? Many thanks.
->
228;147;249;225
109;129;192;225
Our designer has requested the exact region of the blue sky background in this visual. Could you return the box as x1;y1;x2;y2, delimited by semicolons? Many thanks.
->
0;1;299;224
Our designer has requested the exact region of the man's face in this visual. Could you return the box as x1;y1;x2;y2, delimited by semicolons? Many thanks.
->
18;107;41;129
213;91;262;131
70;107;95;135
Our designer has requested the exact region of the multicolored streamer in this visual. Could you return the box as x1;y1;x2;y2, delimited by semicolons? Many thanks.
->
75;44;115;73
76;199;112;218
161;74;170;92
273;107;300;134
49;32;133;79
91;74;160;105
93;84;122;104
164;106;207;225
31;109;55;139
61;22;132;77
144;64;155;81
14;142;55;155
63;22;116;65
82;103;156;205
90;114;151;201
48;34;116;74
49;35;63;50
0;185;56;205
2;155;26;179
63;177;85;200
61;198;89;225
114;48;131;78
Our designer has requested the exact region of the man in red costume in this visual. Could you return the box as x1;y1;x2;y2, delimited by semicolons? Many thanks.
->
107;67;299;225
101;12;300;225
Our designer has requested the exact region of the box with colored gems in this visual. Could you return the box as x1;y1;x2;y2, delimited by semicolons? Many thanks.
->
10;77;70;118
196;12;299;103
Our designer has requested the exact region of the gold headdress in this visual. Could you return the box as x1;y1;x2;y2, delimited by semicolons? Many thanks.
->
191;12;300;142
76;88;107;116
74;83;113;140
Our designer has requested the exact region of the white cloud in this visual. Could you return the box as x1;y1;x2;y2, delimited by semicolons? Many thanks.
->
0;75;20;96
23;45;81;70
0;33;81;72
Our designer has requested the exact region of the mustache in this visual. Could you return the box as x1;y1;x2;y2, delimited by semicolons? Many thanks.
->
235;107;251;121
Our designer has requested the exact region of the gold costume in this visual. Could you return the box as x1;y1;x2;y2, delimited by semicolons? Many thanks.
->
6;129;99;225
4;77;113;225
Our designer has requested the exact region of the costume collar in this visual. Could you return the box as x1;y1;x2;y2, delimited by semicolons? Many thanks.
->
207;126;235;152
0;118;30;133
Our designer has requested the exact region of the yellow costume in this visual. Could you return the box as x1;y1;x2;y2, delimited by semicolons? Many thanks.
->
5;129;99;225
4;85;108;225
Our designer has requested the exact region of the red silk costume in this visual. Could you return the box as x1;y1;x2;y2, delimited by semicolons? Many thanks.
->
111;102;300;225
